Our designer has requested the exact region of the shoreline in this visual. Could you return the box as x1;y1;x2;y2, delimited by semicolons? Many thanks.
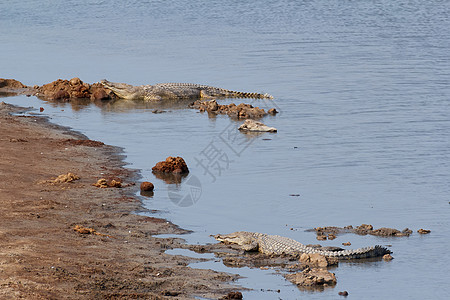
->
0;101;239;299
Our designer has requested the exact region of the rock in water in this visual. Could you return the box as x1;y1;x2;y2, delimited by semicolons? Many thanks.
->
285;267;337;287
152;156;189;174
238;119;277;132
140;181;154;191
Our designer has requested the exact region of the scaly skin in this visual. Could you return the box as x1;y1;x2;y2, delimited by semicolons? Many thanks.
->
214;231;391;259
101;80;273;101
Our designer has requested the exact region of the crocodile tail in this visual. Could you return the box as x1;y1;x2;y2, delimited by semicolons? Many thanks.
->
337;245;392;259
231;91;274;99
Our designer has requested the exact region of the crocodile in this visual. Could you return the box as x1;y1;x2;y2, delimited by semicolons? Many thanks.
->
214;231;391;259
100;80;273;101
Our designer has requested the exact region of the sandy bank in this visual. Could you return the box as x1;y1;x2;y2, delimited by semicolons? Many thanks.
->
0;102;238;299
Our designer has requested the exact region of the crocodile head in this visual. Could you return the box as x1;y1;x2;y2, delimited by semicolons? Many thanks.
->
214;231;259;251
100;79;145;100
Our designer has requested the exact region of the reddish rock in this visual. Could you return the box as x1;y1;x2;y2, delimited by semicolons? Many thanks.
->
36;78;114;101
53;89;70;100
152;156;189;174
91;88;110;100
140;181;154;192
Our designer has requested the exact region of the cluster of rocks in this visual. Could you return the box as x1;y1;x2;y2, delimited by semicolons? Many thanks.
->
190;241;338;291
285;252;338;290
93;178;122;188
0;77;116;101
190;99;277;119
285;267;337;289
139;156;191;195
314;224;415;240
36;78;115;101
38;172;80;184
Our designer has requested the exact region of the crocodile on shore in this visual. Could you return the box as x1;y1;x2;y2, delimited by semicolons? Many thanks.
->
100;80;273;101
214;231;391;259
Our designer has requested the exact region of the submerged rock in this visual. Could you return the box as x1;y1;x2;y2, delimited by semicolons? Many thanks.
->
238;119;277;132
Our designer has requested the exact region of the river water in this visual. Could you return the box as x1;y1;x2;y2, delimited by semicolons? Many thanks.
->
2;1;450;299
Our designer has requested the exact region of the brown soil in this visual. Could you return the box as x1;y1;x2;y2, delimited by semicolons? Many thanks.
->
0;102;239;299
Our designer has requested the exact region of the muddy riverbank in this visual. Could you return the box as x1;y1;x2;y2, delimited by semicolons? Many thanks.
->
0;101;239;299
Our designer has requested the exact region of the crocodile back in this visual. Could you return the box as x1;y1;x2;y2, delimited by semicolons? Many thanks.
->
254;233;391;259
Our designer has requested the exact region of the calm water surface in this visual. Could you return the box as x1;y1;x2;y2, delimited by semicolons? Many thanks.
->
2;1;450;299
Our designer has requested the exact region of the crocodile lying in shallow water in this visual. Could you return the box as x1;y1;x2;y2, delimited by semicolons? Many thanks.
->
101;80;273;101
214;231;391;259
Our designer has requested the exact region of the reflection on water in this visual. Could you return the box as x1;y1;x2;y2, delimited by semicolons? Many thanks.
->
0;92;20;98
139;190;154;198
37;96;195;112
152;171;189;185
